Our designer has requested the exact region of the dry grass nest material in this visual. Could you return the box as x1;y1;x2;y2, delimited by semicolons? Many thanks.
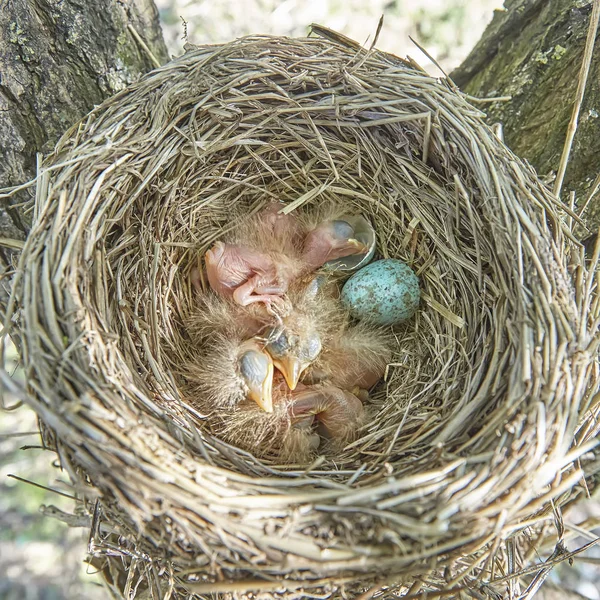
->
6;26;600;599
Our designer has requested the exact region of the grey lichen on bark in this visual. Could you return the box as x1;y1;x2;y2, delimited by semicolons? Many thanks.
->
0;0;168;250
452;0;600;232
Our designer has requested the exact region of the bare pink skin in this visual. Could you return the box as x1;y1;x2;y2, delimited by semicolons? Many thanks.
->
203;204;306;308
260;203;305;243
273;373;363;442
304;364;383;391
203;211;367;308
339;365;385;391
289;384;364;441
302;221;368;270
271;374;314;432
190;266;204;294
205;241;293;307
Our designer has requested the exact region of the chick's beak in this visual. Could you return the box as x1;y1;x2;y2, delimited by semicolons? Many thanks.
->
240;348;274;413
274;356;310;391
246;360;274;413
347;238;369;254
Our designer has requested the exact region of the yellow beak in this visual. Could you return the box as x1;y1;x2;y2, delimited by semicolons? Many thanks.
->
246;361;274;413
274;356;309;391
348;238;369;253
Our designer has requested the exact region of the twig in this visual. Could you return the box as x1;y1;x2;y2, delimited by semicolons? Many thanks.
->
7;474;80;501
0;430;40;438
464;93;512;104
127;24;162;69
553;0;600;198
409;36;453;83
577;172;600;218
0;237;25;250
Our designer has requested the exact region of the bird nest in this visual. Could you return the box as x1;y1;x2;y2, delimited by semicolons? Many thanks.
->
6;26;600;599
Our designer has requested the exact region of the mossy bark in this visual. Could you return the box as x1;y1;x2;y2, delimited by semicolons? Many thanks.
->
452;0;600;233
0;0;168;249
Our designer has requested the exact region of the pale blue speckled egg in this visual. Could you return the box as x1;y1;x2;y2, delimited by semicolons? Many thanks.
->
341;259;420;326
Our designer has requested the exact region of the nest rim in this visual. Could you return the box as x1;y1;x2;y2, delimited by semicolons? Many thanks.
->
6;27;600;598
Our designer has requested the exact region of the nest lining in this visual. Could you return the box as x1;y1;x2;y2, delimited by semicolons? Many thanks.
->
7;27;600;599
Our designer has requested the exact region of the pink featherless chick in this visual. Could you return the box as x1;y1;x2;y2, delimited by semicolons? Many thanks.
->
204;241;289;308
185;293;276;413
203;202;306;308
301;219;368;271
202;202;370;308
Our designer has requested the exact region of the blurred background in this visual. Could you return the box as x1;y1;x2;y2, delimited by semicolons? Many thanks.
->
155;0;503;72
3;1;600;599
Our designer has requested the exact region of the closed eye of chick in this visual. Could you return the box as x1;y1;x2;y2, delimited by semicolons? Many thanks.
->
298;202;372;271
264;326;321;390
186;330;275;413
261;274;345;390
302;219;369;269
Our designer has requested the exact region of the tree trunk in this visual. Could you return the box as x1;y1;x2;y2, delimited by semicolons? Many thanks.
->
452;0;600;232
0;0;168;253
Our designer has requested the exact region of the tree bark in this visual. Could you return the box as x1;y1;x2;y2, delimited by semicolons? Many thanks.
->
0;0;168;251
452;0;600;233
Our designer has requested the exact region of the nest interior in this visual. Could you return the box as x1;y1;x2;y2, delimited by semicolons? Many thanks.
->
8;27;600;598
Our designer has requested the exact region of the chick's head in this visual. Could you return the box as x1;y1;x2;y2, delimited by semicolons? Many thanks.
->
302;219;369;268
265;325;322;390
237;339;274;412
185;329;274;414
262;275;345;389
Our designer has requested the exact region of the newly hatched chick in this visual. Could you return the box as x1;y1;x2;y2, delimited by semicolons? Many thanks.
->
204;203;306;307
298;202;372;272
214;377;317;462
186;310;319;461
204;202;369;307
185;294;275;412
264;278;369;447
290;383;366;445
302;220;367;270
215;375;364;460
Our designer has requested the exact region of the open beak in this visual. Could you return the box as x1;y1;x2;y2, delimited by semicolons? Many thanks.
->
274;356;310;391
246;362;274;413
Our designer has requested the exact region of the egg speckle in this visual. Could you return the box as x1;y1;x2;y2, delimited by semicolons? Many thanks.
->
341;259;420;326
